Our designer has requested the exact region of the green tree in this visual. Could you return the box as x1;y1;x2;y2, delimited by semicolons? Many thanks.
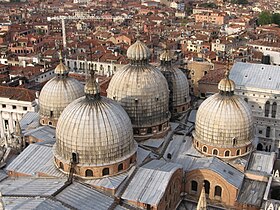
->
258;11;273;26
272;13;280;26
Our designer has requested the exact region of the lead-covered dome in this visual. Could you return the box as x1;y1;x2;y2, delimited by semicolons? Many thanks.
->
159;49;191;118
193;71;254;159
107;36;170;141
127;39;151;61
54;71;137;178
39;55;84;127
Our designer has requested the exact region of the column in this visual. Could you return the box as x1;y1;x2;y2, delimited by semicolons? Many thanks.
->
0;112;4;138
8;112;13;134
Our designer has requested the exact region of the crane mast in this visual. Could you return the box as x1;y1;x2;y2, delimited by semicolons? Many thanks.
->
47;15;131;50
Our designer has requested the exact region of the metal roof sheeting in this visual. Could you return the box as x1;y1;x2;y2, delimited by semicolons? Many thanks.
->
56;182;115;210
0;170;8;182
122;160;181;205
237;178;267;207
0;178;66;196
247;151;275;175
19;112;40;133
6;144;53;176
24;126;56;143
230;62;280;90
3;197;69;210
85;170;129;190
187;157;244;189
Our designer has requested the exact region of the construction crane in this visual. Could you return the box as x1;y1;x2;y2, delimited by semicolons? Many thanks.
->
47;14;131;49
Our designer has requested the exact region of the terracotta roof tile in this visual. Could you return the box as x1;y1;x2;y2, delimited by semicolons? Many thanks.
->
0;85;36;102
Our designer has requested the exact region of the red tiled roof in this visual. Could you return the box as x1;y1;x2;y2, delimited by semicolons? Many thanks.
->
0;85;36;102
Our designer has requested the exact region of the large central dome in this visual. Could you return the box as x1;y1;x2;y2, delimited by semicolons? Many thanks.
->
107;35;170;140
54;72;137;178
193;71;254;159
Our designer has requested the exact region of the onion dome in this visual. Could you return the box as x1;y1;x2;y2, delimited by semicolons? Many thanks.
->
159;49;172;62
54;70;137;178
159;49;191;118
126;34;151;62
54;52;69;75
193;71;254;159
39;52;84;127
107;35;170;141
218;70;235;92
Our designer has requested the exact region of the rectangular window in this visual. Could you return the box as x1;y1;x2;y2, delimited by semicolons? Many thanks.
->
12;105;16;109
2;104;6;108
23;107;27;111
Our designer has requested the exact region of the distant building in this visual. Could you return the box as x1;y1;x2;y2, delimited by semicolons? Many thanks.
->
230;62;280;153
0;86;38;139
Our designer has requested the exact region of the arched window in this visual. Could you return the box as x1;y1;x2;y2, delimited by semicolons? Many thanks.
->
203;146;208;153
72;152;78;163
59;162;64;170
272;102;277;118
204;180;210;195
225;150;230;157
213;149;218;155
167;153;172;159
118;163;123;172
214;186;222;197
257;143;263;151
191;180;198;192
48;121;52;126
85;169;93;177
102;168;109;176
236;149;241;156
265;101;270;117
196;141;199;148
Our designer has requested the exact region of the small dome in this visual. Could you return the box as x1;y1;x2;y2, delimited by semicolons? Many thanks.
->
194;74;254;158
160;50;172;62
54;62;69;75
39;69;84;126
159;50;190;117
54;52;69;75
127;39;151;61
218;71;235;92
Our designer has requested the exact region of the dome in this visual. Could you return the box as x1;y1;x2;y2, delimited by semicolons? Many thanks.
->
107;37;170;140
39;56;84;127
193;73;254;159
127;37;151;61
54;62;69;75
159;50;172;62
159;49;191;117
218;71;235;92
54;73;137;178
